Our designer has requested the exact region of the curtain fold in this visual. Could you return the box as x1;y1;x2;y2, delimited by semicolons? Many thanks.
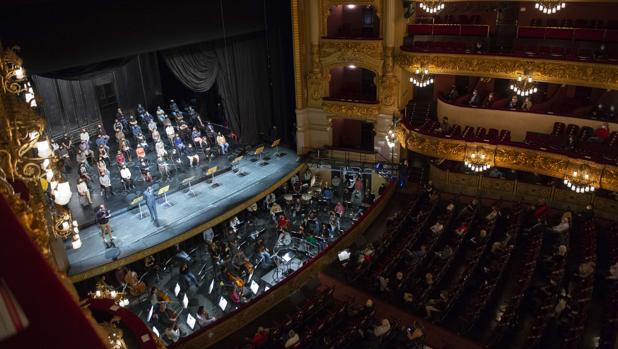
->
161;43;219;93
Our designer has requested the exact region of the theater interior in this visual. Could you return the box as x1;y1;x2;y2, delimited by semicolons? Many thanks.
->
0;0;617;348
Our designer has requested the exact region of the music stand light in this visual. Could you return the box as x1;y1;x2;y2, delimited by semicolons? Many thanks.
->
182;293;189;309
157;185;173;207
181;176;197;197
152;326;160;337
174;282;181;297
250;280;259;295
147;305;154;322
218;297;228;311
186;314;196;330
130;195;145;219
206;166;218;188
208;279;214;294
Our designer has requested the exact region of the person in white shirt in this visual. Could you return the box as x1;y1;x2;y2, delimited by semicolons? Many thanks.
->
165;324;180;343
99;169;113;198
485;206;500;222
196;306;216;327
373;319;391;337
120;165;135;189
79;128;90;144
165;125;176;144
552;216;570;233
216;132;229;154
76;177;93;205
284;329;300;348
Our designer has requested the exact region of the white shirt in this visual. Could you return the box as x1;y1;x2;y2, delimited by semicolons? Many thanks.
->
430;223;444;234
166;126;175;137
79;132;89;142
99;172;111;186
165;328;180;342
284;334;299;348
217;135;227;145
552;222;570;233
77;181;89;195
197;314;216;327
120;168;131;180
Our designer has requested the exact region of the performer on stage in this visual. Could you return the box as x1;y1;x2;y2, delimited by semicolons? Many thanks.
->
96;204;114;248
143;186;159;227
216;132;229;154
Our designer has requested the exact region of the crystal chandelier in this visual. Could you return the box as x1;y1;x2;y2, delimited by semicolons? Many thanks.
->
419;0;445;14
410;67;434;88
464;146;492;172
509;72;538;97
563;164;596;193
535;1;566;14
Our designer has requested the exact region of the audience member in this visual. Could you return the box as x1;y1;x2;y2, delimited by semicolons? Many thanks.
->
521;96;533;111
468;89;480;106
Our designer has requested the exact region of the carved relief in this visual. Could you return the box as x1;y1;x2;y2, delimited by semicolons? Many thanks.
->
398;125;618;192
322;100;380;121
320;39;384;75
396;52;618;90
380;74;399;110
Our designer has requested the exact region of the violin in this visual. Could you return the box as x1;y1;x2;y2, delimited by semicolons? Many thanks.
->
227;271;245;288
156;288;171;302
243;260;254;274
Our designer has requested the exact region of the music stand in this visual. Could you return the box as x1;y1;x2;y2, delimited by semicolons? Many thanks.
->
271;139;283;157
130;195;145;219
231;155;243;174
254;146;268;166
157;185;173;207
206;166;219;188
181;176;197;197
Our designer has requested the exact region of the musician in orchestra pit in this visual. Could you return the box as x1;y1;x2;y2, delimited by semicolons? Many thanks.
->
196;306;216;327
335;202;345;217
256;239;272;265
270;201;283;222
232;250;249;271
277;229;292;247
180;263;199;287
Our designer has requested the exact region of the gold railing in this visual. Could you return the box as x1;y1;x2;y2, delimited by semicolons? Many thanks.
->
173;182;396;349
396;51;618;90
397;124;618;193
322;99;380;121
429;164;618;220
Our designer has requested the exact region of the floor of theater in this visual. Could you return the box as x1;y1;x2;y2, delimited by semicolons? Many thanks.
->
65;146;300;277
121;189;355;346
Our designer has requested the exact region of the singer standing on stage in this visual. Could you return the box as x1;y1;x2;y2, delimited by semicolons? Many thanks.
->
96;204;114;248
143;186;159;227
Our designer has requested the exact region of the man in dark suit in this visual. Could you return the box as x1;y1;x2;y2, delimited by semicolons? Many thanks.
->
143;186;159;227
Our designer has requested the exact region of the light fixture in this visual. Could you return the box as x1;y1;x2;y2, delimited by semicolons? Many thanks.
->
347;64;357;69
346;4;356;9
53;180;72;205
535;0;566;14
89;279;126;306
419;0;445;14
509;71;538;97
71;220;82;249
410;67;434;88
464;146;493;172
563;164;596;193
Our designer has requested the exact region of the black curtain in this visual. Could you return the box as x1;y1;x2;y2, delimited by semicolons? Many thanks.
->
162;43;218;93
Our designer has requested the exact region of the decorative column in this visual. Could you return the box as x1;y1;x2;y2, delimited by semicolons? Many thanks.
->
307;0;324;107
381;0;399;113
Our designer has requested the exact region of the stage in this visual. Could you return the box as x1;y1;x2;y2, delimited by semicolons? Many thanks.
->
65;147;303;282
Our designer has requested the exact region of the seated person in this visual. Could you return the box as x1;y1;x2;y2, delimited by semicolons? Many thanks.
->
164;324;180;343
115;150;126;167
469;229;488;245
594;43;608;59
120;165;135;189
439;116;450;134
468;89;480;106
551;216;570;233
196;306;216;327
180;263;199;287
270;201;283;219
485;206;500;222
482;92;495;108
445;85;459;101
521;97;533;111
455;222;469;237
430;221;444;235
186;144;200;167
592;103;605;119
216;132;229;154
284;330;300;348
155;140;167;159
174;135;186;153
507;95;519;109
425;290;448;318
250;327;270;348
373;319;391;337
135;145;146;159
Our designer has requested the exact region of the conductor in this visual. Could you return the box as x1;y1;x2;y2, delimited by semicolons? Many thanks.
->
143;186;159;227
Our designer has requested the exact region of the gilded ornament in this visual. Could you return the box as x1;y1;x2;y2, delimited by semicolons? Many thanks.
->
322;100;379;120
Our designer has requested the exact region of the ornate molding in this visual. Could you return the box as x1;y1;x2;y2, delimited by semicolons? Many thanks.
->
396;51;618;90
322;99;380;121
398;125;618;192
290;0;304;109
321;0;382;37
320;38;384;74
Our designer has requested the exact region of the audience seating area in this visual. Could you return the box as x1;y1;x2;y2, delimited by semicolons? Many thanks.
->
238;286;415;349
337;187;616;349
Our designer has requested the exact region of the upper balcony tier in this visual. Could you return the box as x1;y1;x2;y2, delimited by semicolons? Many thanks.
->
402;23;618;64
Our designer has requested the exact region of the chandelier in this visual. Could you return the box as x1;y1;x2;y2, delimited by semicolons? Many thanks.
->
410;67;434;88
419;0;445;14
535;1;566;14
509;72;538;96
89;278;130;307
464;146;492;172
563;164;596;193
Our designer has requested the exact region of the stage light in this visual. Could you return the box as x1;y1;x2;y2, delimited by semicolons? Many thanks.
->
348;64;357;69
346;4;356;9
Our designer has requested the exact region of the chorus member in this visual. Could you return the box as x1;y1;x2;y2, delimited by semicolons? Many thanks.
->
143;186;159;226
165;125;176;144
111;151;124;168
173;135;185;154
99;169;113;198
76;177;93;205
139;158;153;182
120;138;132;161
192;127;203;147
216;132;229;154
96;158;107;175
79;128;90;146
156;106;165;123
96;204;114;247
120;165;135;190
186;144;199;167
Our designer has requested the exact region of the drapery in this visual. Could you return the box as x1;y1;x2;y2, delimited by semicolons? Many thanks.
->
162;43;218;93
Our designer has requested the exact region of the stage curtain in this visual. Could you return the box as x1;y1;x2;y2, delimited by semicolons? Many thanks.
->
161;43;219;93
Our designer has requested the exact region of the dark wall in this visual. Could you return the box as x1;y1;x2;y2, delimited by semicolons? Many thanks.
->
0;0;267;74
